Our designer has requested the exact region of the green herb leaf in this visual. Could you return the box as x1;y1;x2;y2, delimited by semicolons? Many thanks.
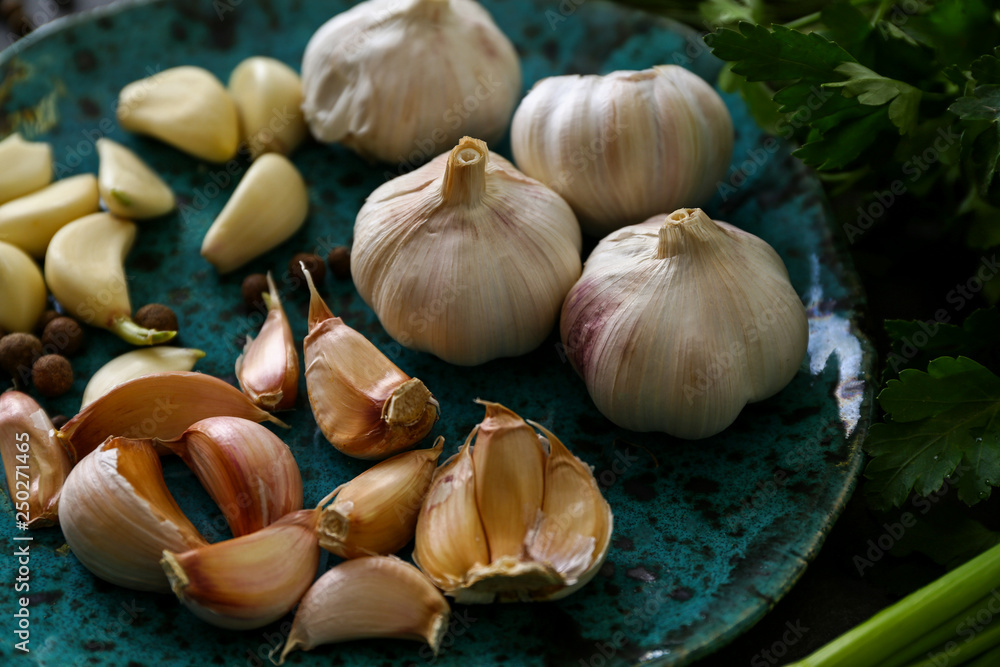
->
884;308;1000;380
709;22;857;83
827;62;922;133
864;356;1000;509
971;49;1000;85
952;85;1000;204
890;502;1000;570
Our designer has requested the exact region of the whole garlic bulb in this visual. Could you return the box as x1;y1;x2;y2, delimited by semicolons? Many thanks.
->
560;208;808;440
352;136;582;365
511;66;734;236
301;0;521;164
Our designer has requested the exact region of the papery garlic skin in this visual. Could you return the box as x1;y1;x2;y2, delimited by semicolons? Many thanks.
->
235;273;299;411
162;509;320;630
117;66;240;163
303;268;439;459
0;241;46;334
160;417;303;537
275;556;450;664
59;437;209;592
319;437;443;558
0;133;52;205
229;57;307;158
200;153;309;274
414;401;613;602
301;0;521;164
96;138;176;219
561;208;808;439
511;66;734;236
81;347;205;408
0;391;73;528
0;174;100;258
352;137;582;365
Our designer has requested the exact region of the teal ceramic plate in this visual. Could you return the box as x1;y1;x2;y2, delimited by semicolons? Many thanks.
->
0;0;874;665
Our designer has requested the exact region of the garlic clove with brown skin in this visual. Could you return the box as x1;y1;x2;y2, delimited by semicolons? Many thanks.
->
81;347;206;408
351;136;582;365
274;556;451;664
318;437;443;558
157;416;303;538
414;401;613;602
511;65;734;236
561;208;809;439
161;508;320;630
0;391;73;528
235;273;299;411
301;0;521;164
59;437;209;592
302;267;440;459
228;56;307;159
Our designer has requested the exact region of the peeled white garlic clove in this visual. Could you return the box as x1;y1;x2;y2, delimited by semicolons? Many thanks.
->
0;391;73;528
117;66;240;163
275;556;451;663
301;0;521;164
44;212;176;345
303;268;440;460
161;508;320;630
352;136;582;365
59;437;209;592
200;153;309;274
61;371;287;460
0;174;100;258
0;241;46;333
318;437;443;558
81;346;206;408
96;138;176;219
235;273;299;411
414;401;613;602
511;65;734;236
0;133;52;205
228;56;307;159
158;416;303;538
561;208;809;439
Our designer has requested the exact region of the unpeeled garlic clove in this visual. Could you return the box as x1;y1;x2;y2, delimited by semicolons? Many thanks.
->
158;416;303;538
161;508;320;630
0;133;52;206
60;371;288;460
228;56;307;159
96;138;176;219
0;174;100;258
81;346;205;408
0;391;73;528
235;273;299;411
414;401;613;602
560;207;809;439
275;556;450;664
302;268;440;459
0;241;46;333
318;437;443;558
44;212;176;345
59;436;209;592
200;153;309;274
117;66;240;163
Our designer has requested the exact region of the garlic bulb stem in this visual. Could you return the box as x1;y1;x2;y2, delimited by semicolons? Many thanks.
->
441;139;487;206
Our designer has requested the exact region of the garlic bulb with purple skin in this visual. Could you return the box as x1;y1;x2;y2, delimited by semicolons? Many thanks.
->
560;208;808;439
511;66;733;236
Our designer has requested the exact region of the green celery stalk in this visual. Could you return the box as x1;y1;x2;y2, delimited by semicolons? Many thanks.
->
881;592;1000;667
905;616;1000;667
786;542;1000;667
966;645;1000;667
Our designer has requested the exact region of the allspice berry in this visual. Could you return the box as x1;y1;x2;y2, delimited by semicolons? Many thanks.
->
42;317;84;356
50;414;69;430
36;309;61;334
0;333;42;381
32;354;73;397
327;246;352;281
290;252;325;287
241;273;269;309
134;303;179;333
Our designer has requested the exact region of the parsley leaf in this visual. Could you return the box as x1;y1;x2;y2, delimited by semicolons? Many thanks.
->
827;62;922;133
951;85;1000;205
864;356;1000;510
710;22;856;83
883;308;1000;380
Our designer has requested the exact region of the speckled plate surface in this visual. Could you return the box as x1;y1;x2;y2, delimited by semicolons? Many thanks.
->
0;0;874;665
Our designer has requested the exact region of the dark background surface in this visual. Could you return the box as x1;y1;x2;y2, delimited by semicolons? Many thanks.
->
3;1;998;666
